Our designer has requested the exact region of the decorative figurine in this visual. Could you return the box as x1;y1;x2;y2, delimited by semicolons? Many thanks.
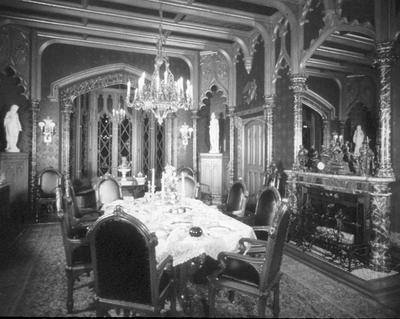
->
209;112;220;153
352;125;365;157
4;104;22;152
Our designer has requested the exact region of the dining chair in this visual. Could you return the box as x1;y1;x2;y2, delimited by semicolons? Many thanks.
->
251;186;282;241
56;185;92;314
219;180;249;218
35;167;63;222
94;174;123;209
207;201;290;318
176;174;200;199
177;166;195;178
86;206;176;316
66;179;102;224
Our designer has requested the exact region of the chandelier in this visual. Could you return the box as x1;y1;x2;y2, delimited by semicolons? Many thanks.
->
125;7;192;125
112;101;126;123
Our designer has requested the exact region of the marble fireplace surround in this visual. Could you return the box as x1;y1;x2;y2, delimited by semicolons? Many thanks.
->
284;170;400;304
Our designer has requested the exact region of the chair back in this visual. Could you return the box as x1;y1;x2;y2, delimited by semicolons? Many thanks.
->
226;181;248;213
38;167;63;197
176;175;199;198
260;201;290;291
177;167;195;178
95;175;122;206
87;207;159;305
254;186;281;228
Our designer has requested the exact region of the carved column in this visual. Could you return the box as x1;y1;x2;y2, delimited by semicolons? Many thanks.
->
322;119;330;146
264;95;275;167
61;100;73;183
31;99;40;220
228;106;235;185
370;181;393;271
191;110;199;177
375;41;394;178
290;74;307;168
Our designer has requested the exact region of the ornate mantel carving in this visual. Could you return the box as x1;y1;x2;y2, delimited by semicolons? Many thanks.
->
285;169;395;272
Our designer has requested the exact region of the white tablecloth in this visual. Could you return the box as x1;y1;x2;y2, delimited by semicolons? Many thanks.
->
103;195;256;266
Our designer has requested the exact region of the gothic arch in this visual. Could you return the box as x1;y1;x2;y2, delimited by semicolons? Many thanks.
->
48;63;151;105
199;82;228;109
302;89;336;120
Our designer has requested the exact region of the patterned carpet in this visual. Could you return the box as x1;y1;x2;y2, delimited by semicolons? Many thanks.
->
0;223;398;317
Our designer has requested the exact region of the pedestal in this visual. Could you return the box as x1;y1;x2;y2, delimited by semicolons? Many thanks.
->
0;152;29;225
199;153;228;204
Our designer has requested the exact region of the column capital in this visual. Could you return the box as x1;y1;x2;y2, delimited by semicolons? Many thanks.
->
62;103;73;114
191;109;199;119
263;94;276;108
374;41;395;67
31;99;40;111
290;74;307;93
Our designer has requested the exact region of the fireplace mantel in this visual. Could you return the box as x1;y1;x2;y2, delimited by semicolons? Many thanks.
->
285;170;395;194
284;169;395;272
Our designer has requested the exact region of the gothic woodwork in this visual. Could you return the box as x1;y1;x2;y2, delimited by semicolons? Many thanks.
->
0;25;30;98
0;152;29;224
0;184;10;229
235;114;265;204
290;74;308;167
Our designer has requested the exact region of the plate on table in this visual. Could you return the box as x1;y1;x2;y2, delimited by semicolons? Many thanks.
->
207;225;233;236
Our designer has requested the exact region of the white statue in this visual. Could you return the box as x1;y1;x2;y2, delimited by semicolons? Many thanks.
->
209;112;219;153
353;125;365;157
4;104;22;152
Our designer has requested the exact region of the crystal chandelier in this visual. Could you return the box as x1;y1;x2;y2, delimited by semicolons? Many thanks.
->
125;8;192;125
112;101;126;123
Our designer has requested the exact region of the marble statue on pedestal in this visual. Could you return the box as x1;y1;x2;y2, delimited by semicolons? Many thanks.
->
4;104;22;152
209;112;219;153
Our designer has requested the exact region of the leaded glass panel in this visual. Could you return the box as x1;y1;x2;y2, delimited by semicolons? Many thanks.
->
98;113;112;175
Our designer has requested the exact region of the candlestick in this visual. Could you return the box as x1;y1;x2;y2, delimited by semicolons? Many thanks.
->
152;168;155;193
181;172;185;199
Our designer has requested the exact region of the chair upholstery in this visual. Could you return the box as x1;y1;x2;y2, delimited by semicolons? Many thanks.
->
219;181;248;218
65;179;101;224
87;206;176;316
56;185;92;314
36;167;63;221
95;174;122;209
208;201;290;317
177;166;195;178
252;186;281;241
176;175;200;199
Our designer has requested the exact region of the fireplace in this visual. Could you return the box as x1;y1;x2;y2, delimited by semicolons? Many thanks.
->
284;170;394;272
289;186;370;271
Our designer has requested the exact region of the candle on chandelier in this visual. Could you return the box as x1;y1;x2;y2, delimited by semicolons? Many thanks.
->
181;172;185;199
186;80;192;99
127;80;131;98
152;168;155;190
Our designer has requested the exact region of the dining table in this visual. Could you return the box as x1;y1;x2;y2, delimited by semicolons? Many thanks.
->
102;193;257;266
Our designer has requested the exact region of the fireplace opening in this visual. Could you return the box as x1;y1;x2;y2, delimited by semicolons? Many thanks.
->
289;186;371;271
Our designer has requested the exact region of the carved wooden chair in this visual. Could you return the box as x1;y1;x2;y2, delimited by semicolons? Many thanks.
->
177;166;195;178
56;185;93;314
36;167;63;222
66;179;102;224
87;206;176;316
219;180;249;219
208;201;290;318
94;174;123;210
176;174;200;199
250;186;282;241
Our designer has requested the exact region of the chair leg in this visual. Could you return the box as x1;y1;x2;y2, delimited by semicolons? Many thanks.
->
65;269;74;313
208;284;216;317
272;283;280;317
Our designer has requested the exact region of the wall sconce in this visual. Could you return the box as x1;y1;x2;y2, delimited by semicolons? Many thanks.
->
38;117;56;145
179;122;193;148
